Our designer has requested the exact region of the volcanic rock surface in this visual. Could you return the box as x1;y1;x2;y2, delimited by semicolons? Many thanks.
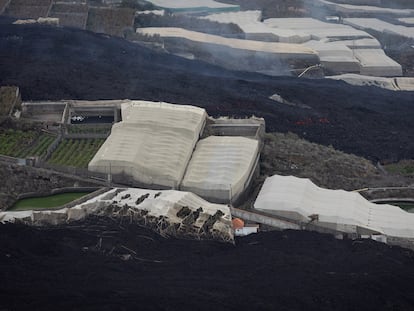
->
0;21;413;162
1;217;414;310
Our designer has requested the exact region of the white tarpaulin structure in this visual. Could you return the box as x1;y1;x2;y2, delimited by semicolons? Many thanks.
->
136;27;319;75
144;0;239;12
303;40;360;73
353;49;402;76
0;188;234;242
398;17;414;25
136;27;318;57
314;0;414;16
327;74;414;91
182;136;259;203
88;100;261;202
261;17;403;76
202;10;311;43
263;18;371;41
344;18;414;39
254;175;414;238
88;101;207;188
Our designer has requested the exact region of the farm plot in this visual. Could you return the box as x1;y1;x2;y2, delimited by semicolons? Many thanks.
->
0;129;55;158
48;138;105;168
67;124;111;135
4;0;53;19
48;2;88;29
86;7;135;37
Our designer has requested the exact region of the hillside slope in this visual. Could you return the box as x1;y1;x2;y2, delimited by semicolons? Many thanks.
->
0;22;413;161
1;217;414;311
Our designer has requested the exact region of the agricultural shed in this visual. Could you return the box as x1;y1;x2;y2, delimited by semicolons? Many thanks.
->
137;27;317;56
263;18;372;41
144;0;239;14
314;0;414;16
254;175;414;238
181;136;260;203
327;74;414;91
88;101;207;188
398;17;414;25
0;188;234;242
353;49;402;76
303;40;360;73
202;10;311;43
323;37;381;49
344;18;414;39
136;27;319;75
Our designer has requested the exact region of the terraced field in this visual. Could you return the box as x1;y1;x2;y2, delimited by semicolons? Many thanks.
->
0;129;55;158
48;138;105;167
67;124;111;135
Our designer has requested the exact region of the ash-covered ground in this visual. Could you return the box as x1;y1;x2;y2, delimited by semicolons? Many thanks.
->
0;21;413;162
1;216;414;311
1;18;414;311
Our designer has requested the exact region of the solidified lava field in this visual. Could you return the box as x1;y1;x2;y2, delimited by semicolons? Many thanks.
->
1;217;414;311
1;19;414;311
0;22;413;162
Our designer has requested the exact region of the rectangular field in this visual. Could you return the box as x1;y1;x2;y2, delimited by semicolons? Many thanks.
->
4;0;52;18
0;129;55;158
48;138;105;168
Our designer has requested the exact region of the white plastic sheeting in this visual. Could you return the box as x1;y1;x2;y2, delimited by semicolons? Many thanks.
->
327;74;414;91
344;18;414;39
398;17;414;25
0;188;234;241
353;49;402;76
263;18;370;40
254;175;414;238
303;40;360;73
88;101;207;188
75;188;234;241
202;10;311;43
314;0;414;16
136;27;317;56
145;0;239;11
181;136;259;203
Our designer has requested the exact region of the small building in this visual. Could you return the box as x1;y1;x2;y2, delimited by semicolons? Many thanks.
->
235;224;259;236
232;218;259;236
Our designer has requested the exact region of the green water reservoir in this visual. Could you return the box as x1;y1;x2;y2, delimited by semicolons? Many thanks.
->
10;192;90;211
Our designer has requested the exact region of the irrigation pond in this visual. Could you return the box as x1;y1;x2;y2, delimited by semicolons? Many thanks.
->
10;192;91;211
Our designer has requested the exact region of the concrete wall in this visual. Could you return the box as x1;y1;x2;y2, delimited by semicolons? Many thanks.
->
21;102;66;118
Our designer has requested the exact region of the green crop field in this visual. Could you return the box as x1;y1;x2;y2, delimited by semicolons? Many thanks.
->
0;129;55;158
10;192;91;211
385;160;414;177
67;124;111;135
48;138;105;167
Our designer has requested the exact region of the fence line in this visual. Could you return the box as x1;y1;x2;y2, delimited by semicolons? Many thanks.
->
64;133;109;139
43;133;63;161
0;154;23;164
37;161;108;181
